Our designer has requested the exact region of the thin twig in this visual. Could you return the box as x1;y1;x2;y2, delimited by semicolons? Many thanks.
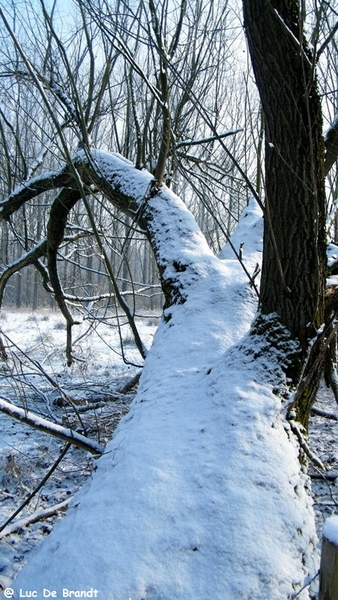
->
290;570;320;599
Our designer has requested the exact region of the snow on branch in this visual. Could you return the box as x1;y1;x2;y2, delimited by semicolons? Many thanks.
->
0;167;74;220
0;150;152;223
0;398;104;455
271;5;311;61
0;499;70;540
0;148;220;312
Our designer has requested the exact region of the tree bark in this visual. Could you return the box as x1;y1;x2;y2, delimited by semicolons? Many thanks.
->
243;0;326;349
243;0;327;424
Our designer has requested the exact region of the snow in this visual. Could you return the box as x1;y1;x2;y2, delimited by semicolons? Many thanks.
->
0;167;65;215
6;157;319;599
85;149;153;203
322;515;338;546
326;243;338;285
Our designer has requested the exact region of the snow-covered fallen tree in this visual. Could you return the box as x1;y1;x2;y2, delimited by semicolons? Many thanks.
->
9;154;318;599
1;0;338;595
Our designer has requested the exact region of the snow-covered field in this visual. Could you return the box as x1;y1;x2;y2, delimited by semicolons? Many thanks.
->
0;309;157;587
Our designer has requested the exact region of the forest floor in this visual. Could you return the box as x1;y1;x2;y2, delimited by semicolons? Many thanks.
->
0;308;157;588
0;309;337;595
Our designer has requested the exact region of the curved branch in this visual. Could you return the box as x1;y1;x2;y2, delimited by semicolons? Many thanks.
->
0;166;74;221
47;187;82;365
0;148;223;313
0;240;47;307
34;259;53;294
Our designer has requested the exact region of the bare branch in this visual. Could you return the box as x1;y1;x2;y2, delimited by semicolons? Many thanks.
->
317;20;338;60
176;129;244;149
0;239;47;307
0;442;71;536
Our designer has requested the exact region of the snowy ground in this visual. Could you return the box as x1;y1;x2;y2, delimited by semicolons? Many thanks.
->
0;309;157;587
1;310;338;595
0;311;336;597
0;193;338;598
309;382;338;535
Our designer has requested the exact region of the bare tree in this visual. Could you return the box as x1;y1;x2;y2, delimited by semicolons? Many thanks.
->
0;0;249;354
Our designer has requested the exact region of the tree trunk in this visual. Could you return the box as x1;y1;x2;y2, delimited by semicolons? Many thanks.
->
243;0;327;423
244;0;326;345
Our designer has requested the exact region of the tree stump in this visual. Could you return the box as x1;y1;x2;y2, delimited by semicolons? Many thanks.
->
319;516;338;599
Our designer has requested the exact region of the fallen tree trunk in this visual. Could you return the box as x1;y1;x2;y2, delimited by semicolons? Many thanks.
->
11;193;318;599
